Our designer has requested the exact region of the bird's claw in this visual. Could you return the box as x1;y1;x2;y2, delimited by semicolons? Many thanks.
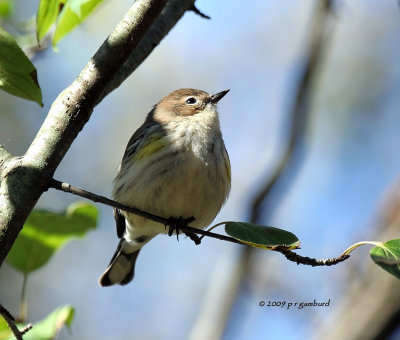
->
165;216;195;241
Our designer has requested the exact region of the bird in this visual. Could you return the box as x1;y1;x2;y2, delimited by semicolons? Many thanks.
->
99;88;231;286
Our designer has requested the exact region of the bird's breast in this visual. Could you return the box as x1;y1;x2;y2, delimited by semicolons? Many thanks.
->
113;118;230;231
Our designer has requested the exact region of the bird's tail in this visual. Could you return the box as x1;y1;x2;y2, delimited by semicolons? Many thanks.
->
98;239;141;287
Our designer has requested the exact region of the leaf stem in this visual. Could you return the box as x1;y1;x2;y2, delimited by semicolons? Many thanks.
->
342;241;383;256
19;273;28;322
200;221;234;240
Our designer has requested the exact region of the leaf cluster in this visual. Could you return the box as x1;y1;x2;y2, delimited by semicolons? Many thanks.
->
0;202;98;339
0;0;105;105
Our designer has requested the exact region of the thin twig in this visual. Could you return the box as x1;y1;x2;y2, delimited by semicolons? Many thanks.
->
0;303;32;340
279;250;350;266
190;5;211;19
48;178;242;245
19;274;28;323
48;178;351;267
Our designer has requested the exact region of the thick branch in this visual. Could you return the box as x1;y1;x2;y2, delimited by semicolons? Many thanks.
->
0;0;195;266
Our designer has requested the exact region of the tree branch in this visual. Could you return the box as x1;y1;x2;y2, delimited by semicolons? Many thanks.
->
97;0;197;103
0;303;32;340
279;249;349;266
0;0;196;266
0;145;12;165
24;0;169;171
48;178;350;267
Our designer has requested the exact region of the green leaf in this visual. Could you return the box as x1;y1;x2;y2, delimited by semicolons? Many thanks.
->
225;222;300;250
0;27;43;106
0;0;12;18
6;202;98;274
52;0;104;46
18;305;74;340
0;317;13;340
370;239;400;279
36;0;64;41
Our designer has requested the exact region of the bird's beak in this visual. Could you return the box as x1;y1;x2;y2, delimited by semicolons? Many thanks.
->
210;90;230;104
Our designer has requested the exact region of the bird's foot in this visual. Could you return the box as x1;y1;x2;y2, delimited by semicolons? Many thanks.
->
165;216;195;241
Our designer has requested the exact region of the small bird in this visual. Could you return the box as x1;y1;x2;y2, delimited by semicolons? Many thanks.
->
99;88;231;286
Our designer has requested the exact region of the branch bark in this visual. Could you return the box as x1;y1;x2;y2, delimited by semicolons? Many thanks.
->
98;0;197;103
0;0;196;266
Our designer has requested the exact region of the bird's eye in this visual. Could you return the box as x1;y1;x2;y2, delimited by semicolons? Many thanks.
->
186;97;197;105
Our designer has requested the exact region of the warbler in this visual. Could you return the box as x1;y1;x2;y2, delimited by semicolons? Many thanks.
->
99;88;231;286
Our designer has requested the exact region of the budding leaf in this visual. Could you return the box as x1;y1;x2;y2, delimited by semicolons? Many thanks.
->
53;0;104;46
225;222;300;250
36;0;64;41
370;239;400;280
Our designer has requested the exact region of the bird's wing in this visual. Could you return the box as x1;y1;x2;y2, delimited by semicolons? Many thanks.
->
113;207;126;238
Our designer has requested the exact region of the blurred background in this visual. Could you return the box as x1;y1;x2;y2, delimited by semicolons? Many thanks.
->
1;0;400;339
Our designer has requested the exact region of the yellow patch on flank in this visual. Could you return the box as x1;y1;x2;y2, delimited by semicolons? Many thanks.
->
133;135;165;160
